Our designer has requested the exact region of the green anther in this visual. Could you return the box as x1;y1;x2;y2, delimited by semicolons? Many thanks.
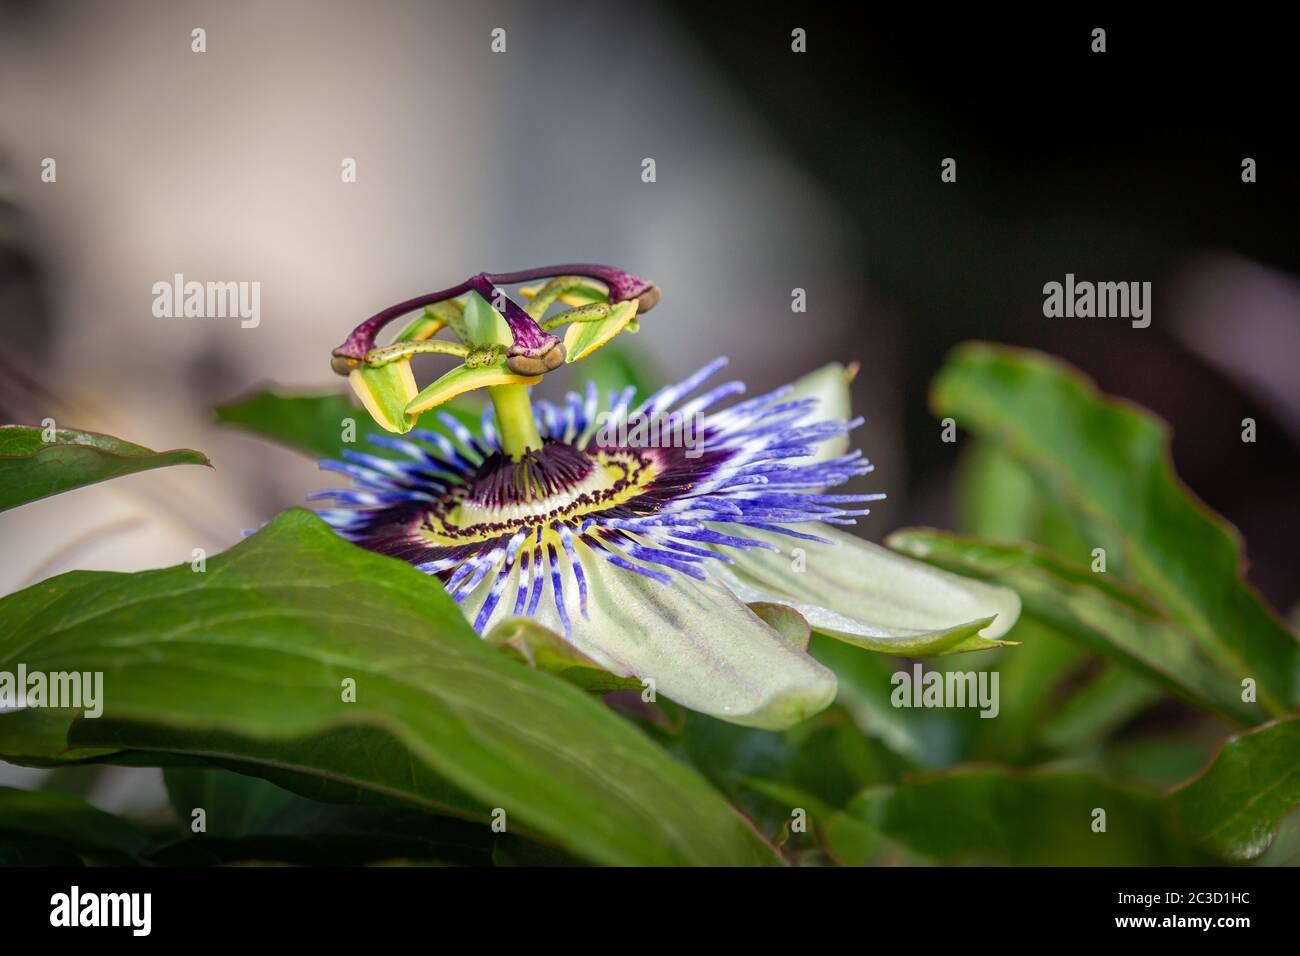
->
465;344;506;368
540;302;611;331
365;339;469;368
524;276;610;320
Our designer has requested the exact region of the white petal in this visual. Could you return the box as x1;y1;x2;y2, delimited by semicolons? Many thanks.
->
463;537;837;730
786;362;854;464
715;524;1021;655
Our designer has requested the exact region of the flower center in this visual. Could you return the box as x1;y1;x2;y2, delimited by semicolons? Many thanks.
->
418;441;657;545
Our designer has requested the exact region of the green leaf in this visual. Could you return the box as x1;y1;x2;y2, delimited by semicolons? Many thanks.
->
156;767;542;865
953;440;1040;541
840;768;1211;865
837;717;1300;865
1168;717;1300;862
887;529;1259;724
0;708;115;766
576;341;661;400
1096;729;1225;790
638;703;908;858
215;390;482;460
0;786;152;865
164;766;305;838
0;509;778;866
73;721;494;824
808;633;950;766
932;343;1300;712
0;425;208;512
962;619;1087;764
1037;666;1163;753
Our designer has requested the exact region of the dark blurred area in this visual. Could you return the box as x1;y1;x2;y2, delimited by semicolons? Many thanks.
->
668;7;1300;611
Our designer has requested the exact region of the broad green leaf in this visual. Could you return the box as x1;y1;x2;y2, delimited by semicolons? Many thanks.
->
963;618;1087;764
0;509;778;866
637;702;908;855
0;786;151;865
1167;717;1300;862
954;441;1099;568
0;708;118;766
1095;729;1226;790
840;768;1212;865
932;343;1300;712
954;440;1117;763
821;807;891;866
887;529;1259;724
215;390;483;460
71;721;494;825
156;767;545;865
837;717;1300;865
164;766;305;838
808;633;955;767
0;425;208;512
1256;811;1300;866
954;440;1040;541
217;390;388;459
576;341;660;400
1037;666;1162;754
0;709;473;837
149;825;496;866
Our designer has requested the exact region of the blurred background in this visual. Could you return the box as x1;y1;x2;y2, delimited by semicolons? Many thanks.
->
2;3;1297;816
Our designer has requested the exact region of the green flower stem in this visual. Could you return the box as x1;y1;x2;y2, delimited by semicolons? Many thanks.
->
489;383;543;459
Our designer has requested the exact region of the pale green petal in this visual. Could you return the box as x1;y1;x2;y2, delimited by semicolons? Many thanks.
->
714;524;1022;655
484;616;639;692
787;362;854;464
463;539;837;730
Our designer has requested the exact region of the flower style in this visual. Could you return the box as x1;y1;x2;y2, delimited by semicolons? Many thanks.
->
316;265;1020;730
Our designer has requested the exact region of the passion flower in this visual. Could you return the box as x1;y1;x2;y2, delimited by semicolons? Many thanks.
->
315;265;1020;729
